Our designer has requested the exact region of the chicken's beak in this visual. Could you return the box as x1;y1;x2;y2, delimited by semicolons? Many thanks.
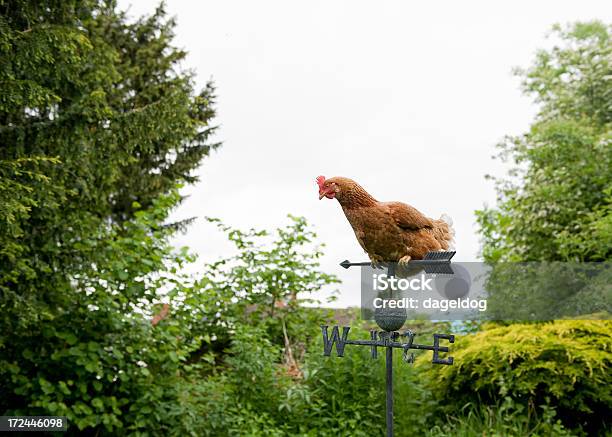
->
319;191;326;200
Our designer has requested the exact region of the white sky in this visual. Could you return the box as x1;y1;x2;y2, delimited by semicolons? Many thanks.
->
119;1;610;307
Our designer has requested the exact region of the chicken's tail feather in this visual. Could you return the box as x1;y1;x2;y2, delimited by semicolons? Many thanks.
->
433;213;455;251
440;213;453;229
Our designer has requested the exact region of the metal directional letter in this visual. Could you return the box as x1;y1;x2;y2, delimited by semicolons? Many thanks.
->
321;326;350;357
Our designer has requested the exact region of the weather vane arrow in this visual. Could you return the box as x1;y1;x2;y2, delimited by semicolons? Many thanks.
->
340;250;456;275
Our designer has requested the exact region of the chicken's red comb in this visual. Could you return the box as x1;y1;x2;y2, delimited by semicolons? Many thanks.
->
316;175;326;188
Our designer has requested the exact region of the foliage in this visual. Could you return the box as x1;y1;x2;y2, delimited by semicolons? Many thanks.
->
194;325;292;437
91;3;220;222
519;22;611;126
177;215;340;361
298;326;395;437
1;0;219;219
1;190;207;433
426;399;573;437
419;320;612;435
0;0;218;294
0;156;61;288
466;21;611;437
3;6;610;436
1;177;344;436
484;261;611;321
476;21;611;262
0;1;218;434
197;324;437;437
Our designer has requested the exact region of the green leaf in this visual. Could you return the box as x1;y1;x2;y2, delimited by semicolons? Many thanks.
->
91;398;104;411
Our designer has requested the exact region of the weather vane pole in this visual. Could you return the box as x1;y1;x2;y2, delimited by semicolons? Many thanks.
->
322;251;456;437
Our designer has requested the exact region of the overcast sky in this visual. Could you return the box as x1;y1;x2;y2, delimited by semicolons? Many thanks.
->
119;1;610;307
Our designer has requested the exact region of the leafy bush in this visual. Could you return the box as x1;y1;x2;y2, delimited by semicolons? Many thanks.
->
301;325;440;437
0;192;211;434
192;325;291;436
419;320;612;434
194;323;440;437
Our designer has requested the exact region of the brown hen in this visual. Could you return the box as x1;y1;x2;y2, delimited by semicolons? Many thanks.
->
317;176;454;266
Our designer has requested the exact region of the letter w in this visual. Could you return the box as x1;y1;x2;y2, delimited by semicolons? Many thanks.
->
321;326;350;357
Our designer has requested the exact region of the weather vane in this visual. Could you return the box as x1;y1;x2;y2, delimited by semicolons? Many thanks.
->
321;252;456;437
316;175;457;436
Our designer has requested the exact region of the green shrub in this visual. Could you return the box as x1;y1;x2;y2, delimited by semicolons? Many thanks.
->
195;325;292;436
198;324;437;436
419;320;612;434
289;325;439;437
426;398;574;437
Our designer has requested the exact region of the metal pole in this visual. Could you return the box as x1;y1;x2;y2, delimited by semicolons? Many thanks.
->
386;345;393;437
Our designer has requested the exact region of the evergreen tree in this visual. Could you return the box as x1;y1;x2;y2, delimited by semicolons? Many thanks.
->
0;1;219;432
0;0;218;291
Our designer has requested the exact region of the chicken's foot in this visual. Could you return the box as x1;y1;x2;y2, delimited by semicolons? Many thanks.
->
369;254;384;269
398;255;412;266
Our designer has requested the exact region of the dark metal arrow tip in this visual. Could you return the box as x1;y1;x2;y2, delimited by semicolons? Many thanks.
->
340;260;351;269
